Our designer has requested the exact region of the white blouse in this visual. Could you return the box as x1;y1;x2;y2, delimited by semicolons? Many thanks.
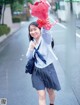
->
26;28;57;68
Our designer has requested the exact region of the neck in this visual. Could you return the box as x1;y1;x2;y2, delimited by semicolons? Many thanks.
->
35;36;40;43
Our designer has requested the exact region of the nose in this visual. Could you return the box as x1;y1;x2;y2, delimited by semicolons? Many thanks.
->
31;30;35;34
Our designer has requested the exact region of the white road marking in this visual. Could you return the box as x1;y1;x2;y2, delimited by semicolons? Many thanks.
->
57;23;67;29
49;16;66;29
76;33;80;38
20;58;23;61
50;16;80;38
50;15;80;60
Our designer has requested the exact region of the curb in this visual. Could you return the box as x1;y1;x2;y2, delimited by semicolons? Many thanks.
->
0;26;22;45
0;26;23;53
0;17;35;45
0;35;7;43
0;18;34;48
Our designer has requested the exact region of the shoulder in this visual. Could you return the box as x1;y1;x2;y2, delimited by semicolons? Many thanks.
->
29;40;35;45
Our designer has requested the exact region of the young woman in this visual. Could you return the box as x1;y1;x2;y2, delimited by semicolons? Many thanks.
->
26;21;61;105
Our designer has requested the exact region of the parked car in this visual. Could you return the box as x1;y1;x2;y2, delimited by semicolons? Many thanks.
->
13;11;23;15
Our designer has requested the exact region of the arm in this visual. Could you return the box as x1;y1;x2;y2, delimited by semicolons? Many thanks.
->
26;49;33;60
42;28;52;44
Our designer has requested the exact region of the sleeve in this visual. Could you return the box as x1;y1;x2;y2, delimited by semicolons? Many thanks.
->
26;41;34;60
42;28;52;44
26;49;34;60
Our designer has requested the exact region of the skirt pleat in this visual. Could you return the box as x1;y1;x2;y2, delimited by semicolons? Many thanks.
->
31;63;61;91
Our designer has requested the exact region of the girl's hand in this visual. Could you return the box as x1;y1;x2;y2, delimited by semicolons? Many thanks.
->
43;17;52;30
29;41;36;50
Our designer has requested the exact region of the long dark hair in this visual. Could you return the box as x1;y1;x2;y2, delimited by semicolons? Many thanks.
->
28;21;54;48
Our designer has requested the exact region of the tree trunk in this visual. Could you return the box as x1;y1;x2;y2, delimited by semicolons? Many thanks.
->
0;5;3;24
2;4;6;24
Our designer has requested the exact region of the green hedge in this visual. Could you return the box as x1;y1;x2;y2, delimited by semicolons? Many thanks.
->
0;24;10;36
12;17;21;23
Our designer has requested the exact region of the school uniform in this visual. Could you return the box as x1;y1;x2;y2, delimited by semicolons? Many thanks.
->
26;28;61;91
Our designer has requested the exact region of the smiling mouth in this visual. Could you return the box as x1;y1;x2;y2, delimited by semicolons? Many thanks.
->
33;34;38;36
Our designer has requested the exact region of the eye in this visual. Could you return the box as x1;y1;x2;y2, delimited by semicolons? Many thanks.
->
34;28;37;31
30;28;37;32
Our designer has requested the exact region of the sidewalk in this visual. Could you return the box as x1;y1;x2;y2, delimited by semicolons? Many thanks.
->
0;23;20;43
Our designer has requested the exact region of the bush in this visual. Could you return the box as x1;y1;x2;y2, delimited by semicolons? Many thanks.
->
12;17;21;23
12;1;24;13
0;24;11;36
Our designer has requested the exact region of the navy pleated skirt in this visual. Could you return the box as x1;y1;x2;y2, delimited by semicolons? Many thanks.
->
31;63;61;91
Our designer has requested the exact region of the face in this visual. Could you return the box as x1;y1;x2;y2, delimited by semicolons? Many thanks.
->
29;25;41;39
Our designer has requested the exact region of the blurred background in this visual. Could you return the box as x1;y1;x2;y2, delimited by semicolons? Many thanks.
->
0;0;80;105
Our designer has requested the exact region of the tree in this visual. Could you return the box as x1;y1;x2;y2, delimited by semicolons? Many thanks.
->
18;0;24;4
0;0;24;24
12;1;23;12
0;0;12;24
